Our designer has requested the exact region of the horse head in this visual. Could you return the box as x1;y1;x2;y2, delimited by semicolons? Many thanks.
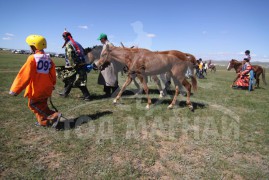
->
227;59;235;71
84;45;103;64
95;44;113;70
227;59;240;71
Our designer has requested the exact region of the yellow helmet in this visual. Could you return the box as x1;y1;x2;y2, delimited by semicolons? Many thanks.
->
26;35;47;50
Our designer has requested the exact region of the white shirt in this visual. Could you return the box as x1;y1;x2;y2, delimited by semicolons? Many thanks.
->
245;54;251;61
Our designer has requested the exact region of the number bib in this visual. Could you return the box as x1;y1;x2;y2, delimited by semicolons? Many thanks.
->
34;54;51;74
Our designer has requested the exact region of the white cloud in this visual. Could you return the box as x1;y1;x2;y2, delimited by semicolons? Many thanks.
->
3;37;12;40
78;25;88;29
147;33;156;38
5;33;14;36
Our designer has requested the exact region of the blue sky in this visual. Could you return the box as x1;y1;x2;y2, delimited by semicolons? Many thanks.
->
1;0;269;61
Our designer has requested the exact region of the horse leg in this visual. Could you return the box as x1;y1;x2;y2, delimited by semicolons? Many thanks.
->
182;79;193;110
137;74;151;109
167;76;180;109
132;76;143;95
113;75;133;104
152;75;164;98
255;73;260;88
163;72;172;94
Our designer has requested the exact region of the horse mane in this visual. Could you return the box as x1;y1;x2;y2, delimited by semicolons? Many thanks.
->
120;46;151;53
231;59;241;64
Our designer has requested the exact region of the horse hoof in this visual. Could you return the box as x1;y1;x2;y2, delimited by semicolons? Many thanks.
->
113;99;118;104
159;94;164;98
167;105;173;109
188;105;194;111
145;105;150;109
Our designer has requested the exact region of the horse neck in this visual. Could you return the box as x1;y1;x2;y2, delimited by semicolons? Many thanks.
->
85;46;102;64
110;47;130;65
92;46;103;59
233;61;242;72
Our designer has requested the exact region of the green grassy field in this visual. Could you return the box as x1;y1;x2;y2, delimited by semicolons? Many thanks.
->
0;50;269;179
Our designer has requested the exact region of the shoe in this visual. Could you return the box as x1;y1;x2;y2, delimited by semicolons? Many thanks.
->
84;97;91;101
59;93;68;98
35;122;41;127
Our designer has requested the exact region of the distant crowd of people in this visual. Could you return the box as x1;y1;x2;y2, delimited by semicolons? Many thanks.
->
196;58;208;79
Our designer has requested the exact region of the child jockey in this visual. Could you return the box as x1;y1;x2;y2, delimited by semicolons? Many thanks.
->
9;35;61;127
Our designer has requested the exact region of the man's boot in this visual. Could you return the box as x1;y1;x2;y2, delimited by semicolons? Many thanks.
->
104;86;111;97
59;83;72;97
79;86;91;101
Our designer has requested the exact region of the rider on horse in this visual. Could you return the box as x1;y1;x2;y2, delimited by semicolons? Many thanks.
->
233;58;253;89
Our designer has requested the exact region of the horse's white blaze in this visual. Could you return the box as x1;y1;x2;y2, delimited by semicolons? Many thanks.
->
227;63;230;70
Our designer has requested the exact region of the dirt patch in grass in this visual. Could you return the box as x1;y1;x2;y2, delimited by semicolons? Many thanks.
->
37;151;63;170
224;152;269;172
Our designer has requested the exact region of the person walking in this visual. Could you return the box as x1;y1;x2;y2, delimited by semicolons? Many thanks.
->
9;34;61;127
60;30;91;101
96;33;119;97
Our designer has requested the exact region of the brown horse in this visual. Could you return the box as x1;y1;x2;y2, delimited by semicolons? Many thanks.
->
136;49;198;97
207;60;216;72
227;59;267;87
95;46;195;110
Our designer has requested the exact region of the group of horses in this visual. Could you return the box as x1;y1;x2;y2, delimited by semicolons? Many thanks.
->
85;46;197;110
83;45;267;111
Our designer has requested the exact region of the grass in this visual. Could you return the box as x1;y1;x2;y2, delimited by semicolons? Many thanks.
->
0;50;269;179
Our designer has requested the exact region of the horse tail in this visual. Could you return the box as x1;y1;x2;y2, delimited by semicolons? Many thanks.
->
262;67;267;85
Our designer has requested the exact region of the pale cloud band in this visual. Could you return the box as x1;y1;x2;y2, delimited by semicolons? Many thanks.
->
3;37;12;40
147;33;156;38
2;33;14;40
78;25;88;29
5;33;14;36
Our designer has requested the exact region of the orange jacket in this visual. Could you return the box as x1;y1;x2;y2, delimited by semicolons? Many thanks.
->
9;51;56;100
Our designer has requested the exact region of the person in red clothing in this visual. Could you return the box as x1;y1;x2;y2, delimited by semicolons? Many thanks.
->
233;58;252;89
9;34;61;127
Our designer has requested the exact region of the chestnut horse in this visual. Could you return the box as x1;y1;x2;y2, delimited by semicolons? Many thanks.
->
95;45;195;110
227;59;267;87
133;49;198;97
